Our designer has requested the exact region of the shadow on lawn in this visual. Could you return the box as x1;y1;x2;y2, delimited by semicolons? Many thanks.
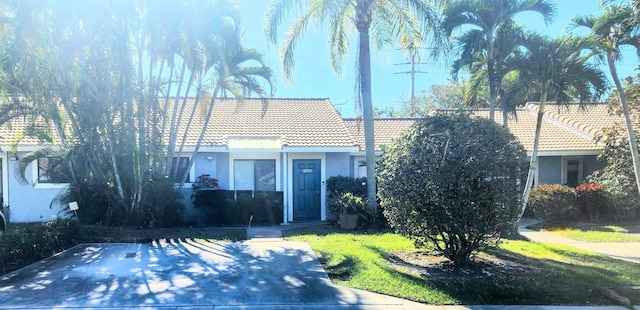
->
315;250;359;281
364;243;640;305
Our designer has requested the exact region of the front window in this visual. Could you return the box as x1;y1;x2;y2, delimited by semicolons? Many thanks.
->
357;160;367;178
234;159;276;191
38;157;71;183
562;157;583;187
170;157;190;182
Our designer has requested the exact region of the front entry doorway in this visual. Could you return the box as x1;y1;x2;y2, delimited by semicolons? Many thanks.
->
292;159;321;221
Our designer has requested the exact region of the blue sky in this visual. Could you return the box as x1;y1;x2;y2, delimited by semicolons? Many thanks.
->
236;0;639;117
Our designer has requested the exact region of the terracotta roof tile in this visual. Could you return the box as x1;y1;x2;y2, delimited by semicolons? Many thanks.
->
173;98;357;148
471;108;601;152
524;102;624;138
343;118;416;151
2;98;627;155
0;117;62;147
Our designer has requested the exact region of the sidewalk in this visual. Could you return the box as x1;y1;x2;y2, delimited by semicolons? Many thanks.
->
518;217;640;263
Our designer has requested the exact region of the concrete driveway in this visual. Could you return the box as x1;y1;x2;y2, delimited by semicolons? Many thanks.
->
0;239;426;309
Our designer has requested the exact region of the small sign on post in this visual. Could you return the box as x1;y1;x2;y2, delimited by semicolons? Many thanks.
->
68;201;79;220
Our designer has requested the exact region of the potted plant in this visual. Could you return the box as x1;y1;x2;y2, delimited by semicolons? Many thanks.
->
328;192;365;229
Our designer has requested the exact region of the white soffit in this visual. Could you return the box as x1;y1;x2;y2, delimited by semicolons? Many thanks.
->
227;136;282;149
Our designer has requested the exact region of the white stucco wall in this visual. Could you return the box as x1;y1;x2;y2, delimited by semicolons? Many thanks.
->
5;152;66;223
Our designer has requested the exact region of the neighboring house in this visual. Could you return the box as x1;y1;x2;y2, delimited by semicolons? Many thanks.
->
347;102;620;187
468;102;618;187
0;99;623;223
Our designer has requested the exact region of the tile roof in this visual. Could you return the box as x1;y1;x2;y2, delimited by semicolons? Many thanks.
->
472;108;600;152
436;102;627;153
524;102;624;138
2;97;627;156
1;98;358;150
0;117;61;147
172;98;357;149
343;118;417;151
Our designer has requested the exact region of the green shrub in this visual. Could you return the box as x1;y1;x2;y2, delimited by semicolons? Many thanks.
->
575;182;611;222
59;182;111;225
526;184;577;222
136;178;184;227
0;219;79;275
326;176;367;197
590;122;640;219
378;114;528;266
327;192;374;225
195;190;283;226
59;178;184;228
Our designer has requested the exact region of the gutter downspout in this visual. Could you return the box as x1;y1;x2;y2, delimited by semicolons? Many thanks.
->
282;151;289;225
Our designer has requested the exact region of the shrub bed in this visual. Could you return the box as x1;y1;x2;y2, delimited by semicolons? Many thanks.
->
575;182;612;221
0;219;80;275
527;183;617;223
527;184;578;222
194;190;284;226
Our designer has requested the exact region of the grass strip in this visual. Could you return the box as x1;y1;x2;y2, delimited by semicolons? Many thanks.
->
284;226;640;305
545;224;640;243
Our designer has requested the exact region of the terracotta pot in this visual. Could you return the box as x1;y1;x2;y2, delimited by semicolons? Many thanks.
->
339;213;358;229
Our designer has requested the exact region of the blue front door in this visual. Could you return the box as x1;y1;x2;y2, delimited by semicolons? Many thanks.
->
293;160;321;221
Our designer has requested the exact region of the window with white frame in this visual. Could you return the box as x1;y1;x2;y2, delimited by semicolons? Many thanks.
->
562;157;583;187
169;157;190;182
234;159;275;191
354;159;366;178
38;157;71;183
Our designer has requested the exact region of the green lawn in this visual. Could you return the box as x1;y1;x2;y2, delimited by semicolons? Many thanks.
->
284;227;640;305
544;224;640;243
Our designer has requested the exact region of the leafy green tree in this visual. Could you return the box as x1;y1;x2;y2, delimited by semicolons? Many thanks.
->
378;113;528;266
373;80;485;117
590;74;640;219
265;0;443;214
514;34;608;226
443;0;555;122
1;0;273;226
572;3;640;201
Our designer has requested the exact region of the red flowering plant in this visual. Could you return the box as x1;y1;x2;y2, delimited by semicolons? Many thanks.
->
575;182;610;222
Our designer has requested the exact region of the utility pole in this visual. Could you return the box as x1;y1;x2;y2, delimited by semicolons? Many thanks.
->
394;54;428;103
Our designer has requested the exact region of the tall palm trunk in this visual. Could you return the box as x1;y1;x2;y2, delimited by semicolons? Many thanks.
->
164;60;188;176
608;53;640;195
356;0;377;214
174;86;204;186
487;31;496;121
179;82;222;190
521;87;548;219
170;75;196;178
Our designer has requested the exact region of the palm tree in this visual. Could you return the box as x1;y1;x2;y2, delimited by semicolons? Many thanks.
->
516;34;608;224
572;4;640;198
265;0;443;213
3;0;271;219
176;47;275;189
453;20;530;126
443;0;555;122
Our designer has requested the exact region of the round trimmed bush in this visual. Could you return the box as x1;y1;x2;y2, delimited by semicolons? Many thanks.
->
378;113;528;266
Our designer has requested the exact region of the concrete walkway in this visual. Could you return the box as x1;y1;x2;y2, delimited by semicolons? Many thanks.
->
518;217;640;263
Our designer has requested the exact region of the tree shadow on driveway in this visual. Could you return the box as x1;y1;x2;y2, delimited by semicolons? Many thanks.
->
0;239;388;308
